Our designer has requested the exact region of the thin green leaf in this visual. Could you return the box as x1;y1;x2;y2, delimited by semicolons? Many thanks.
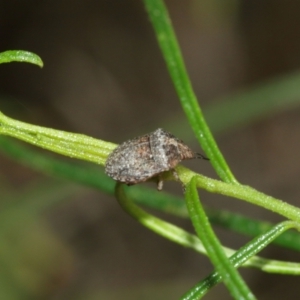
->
0;50;43;67
1;137;300;276
207;207;300;252
114;182;207;253
205;71;300;135
0;111;115;165
185;176;256;300
2;136;300;252
114;182;300;278
143;0;237;183
181;221;300;299
165;71;300;140
177;165;300;225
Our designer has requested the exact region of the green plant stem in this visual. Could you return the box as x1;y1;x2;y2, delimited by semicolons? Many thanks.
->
115;182;206;253
143;0;237;184
177;166;300;224
0;111;116;165
181;220;300;300
164;71;300;143
115;182;300;276
2;136;300;253
1;115;300;235
185;176;256;300
207;208;300;251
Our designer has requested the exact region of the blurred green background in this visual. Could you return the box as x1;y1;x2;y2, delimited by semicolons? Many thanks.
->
1;0;300;299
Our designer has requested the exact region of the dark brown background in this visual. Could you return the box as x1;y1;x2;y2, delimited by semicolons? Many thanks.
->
1;1;300;299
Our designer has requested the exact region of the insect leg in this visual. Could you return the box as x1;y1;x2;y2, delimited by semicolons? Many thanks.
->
156;175;164;191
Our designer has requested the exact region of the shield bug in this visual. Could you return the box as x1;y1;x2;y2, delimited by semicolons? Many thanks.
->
105;128;208;190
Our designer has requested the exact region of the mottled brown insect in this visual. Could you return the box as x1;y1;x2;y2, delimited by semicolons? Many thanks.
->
105;128;208;190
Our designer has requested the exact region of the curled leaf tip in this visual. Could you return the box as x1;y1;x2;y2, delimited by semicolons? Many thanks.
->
0;50;44;68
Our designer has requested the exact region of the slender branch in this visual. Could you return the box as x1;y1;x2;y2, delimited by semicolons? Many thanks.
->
0;111;116;165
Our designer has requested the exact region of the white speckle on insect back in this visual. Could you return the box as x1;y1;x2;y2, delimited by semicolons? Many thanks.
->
105;128;208;191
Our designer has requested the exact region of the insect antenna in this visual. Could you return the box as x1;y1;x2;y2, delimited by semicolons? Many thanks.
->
196;153;209;160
